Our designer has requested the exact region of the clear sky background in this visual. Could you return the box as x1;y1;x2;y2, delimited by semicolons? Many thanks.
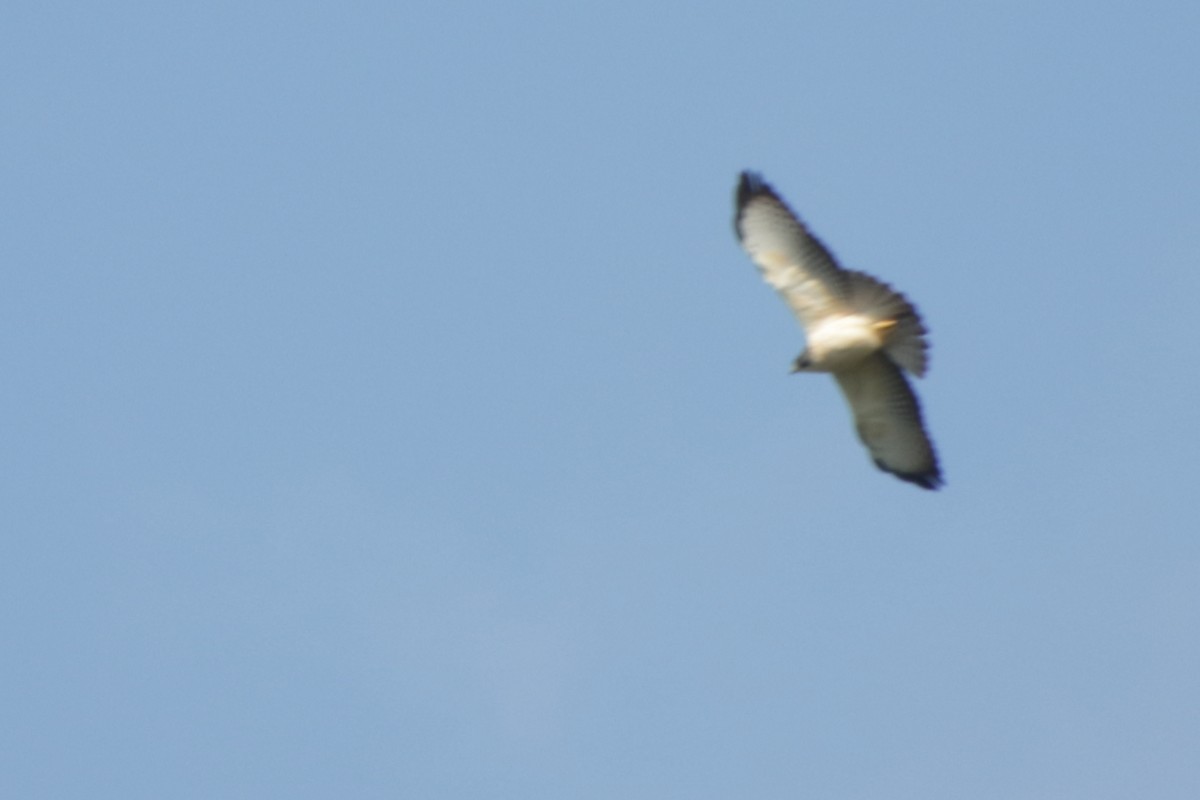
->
4;2;1199;798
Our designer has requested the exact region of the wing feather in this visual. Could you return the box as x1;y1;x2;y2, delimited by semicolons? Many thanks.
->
833;354;942;489
734;172;850;330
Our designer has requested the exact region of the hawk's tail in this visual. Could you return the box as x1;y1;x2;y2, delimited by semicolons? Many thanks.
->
846;270;930;378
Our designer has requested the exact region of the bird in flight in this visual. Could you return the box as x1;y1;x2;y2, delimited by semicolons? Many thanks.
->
733;171;943;489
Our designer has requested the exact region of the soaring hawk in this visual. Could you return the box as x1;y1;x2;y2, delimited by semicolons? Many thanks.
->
734;172;943;489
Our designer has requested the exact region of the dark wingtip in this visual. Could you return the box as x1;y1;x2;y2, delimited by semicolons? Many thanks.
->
734;171;772;238
874;459;944;491
908;472;944;491
736;170;767;206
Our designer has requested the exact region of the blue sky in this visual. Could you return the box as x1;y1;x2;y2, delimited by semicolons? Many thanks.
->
4;1;1200;797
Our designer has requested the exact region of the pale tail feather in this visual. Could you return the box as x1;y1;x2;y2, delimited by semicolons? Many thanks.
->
846;270;929;377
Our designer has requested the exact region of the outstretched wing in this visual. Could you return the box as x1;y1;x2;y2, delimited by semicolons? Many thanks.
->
833;354;942;489
734;171;851;330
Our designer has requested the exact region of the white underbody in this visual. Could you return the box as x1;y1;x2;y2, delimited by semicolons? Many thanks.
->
797;314;884;372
